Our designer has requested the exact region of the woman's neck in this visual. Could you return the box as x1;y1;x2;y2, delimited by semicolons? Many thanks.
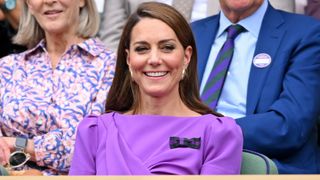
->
45;33;85;69
136;90;200;117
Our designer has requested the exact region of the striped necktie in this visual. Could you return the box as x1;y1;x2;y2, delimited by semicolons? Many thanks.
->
201;24;245;110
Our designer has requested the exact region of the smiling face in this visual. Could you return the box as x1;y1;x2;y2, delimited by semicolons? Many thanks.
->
127;18;192;99
26;0;85;35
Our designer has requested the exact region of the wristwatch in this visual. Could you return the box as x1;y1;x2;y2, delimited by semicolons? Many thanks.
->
8;136;30;168
0;0;16;12
15;136;28;151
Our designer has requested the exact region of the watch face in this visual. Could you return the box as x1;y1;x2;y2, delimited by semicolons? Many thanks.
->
5;0;16;10
15;137;28;150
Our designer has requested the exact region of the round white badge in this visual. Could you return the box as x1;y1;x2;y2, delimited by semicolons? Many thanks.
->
253;53;272;68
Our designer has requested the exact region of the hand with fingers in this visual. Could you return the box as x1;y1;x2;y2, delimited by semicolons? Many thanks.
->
0;137;13;167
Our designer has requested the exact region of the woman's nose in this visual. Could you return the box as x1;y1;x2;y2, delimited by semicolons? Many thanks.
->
147;49;162;65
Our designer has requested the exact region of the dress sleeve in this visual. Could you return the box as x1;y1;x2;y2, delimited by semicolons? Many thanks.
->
201;116;243;174
0;55;15;137
69;115;99;175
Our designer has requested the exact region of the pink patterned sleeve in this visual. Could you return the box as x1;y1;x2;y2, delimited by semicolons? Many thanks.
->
32;48;116;174
90;52;116;115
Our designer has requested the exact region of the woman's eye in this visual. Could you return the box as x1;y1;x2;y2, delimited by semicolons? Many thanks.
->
134;46;149;53
161;44;175;52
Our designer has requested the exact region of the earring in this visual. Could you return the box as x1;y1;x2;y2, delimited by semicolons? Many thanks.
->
129;67;133;77
181;68;186;80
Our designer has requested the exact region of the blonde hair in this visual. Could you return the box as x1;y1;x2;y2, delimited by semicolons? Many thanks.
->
14;0;100;48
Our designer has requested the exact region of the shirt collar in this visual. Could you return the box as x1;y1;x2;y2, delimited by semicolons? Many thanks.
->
24;37;106;61
218;0;268;38
23;40;46;61
77;37;107;57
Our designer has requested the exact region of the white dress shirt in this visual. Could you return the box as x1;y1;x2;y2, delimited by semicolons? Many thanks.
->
200;0;268;118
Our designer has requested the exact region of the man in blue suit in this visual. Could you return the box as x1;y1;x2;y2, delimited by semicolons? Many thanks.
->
191;0;320;174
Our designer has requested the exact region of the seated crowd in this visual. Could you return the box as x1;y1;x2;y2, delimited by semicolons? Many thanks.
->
0;0;319;176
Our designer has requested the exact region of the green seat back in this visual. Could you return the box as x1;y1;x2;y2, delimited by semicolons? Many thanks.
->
0;165;9;176
241;149;278;174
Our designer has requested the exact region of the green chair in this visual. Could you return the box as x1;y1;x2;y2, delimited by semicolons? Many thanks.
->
241;149;278;174
0;165;9;176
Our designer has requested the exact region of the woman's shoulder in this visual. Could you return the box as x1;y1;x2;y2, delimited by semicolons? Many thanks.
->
76;112;116;137
0;41;45;68
0;51;30;76
200;114;235;123
80;112;115;127
0;52;25;64
201;114;243;151
80;37;116;58
201;114;242;134
76;38;116;70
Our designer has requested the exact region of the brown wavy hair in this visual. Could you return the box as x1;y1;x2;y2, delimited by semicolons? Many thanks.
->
105;2;221;117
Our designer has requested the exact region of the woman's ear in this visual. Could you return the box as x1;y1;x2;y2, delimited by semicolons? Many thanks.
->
183;45;192;69
125;49;130;66
125;49;133;77
25;0;35;15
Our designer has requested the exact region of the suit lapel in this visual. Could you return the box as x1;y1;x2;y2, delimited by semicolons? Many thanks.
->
195;16;220;84
246;5;286;114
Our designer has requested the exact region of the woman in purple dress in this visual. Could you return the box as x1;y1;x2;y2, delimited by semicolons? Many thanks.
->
69;2;243;175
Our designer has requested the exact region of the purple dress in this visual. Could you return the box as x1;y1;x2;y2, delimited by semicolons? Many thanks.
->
69;112;243;175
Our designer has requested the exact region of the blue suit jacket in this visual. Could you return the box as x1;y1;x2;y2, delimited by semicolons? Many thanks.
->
191;4;320;174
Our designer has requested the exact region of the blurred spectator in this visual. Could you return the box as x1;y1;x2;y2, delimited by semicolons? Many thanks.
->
192;0;320;174
0;0;26;57
305;0;320;19
99;0;217;52
99;0;300;53
295;0;307;14
0;0;115;175
269;0;295;12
